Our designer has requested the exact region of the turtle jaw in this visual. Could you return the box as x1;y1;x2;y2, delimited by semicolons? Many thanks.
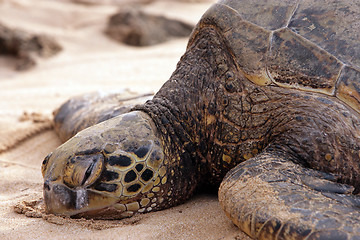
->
43;181;118;216
43;180;95;216
44;181;83;216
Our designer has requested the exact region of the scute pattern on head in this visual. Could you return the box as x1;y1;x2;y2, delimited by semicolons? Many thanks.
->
42;111;173;218
100;139;161;199
83;113;167;201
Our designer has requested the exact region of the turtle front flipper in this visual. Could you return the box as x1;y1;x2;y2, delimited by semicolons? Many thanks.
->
219;149;360;239
54;91;152;142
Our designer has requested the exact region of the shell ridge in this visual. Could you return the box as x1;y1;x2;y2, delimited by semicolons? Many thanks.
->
216;3;274;34
346;64;360;73
265;31;276;85
273;27;344;66
284;0;302;28
267;27;345;96
217;2;244;21
333;64;346;96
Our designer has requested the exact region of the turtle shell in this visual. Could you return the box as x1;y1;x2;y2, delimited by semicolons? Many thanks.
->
191;0;360;112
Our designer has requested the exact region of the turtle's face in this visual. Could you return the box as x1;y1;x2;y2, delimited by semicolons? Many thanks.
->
42;111;166;219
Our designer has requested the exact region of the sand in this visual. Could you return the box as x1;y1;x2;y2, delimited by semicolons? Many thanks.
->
0;0;250;239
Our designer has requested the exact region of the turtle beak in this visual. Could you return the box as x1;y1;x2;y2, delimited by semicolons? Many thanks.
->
43;180;120;217
43;180;88;215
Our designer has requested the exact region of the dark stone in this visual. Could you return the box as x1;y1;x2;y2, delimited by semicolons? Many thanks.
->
0;22;62;70
105;8;194;46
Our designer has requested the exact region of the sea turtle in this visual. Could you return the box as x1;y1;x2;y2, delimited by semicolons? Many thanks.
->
41;0;360;239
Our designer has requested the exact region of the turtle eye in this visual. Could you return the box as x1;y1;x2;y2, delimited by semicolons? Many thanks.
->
41;153;52;178
81;160;96;185
63;154;104;188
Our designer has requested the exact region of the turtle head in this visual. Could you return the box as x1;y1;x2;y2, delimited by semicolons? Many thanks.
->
42;111;167;219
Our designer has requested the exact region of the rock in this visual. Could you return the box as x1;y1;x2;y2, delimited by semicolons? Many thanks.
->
105;8;194;46
0;23;62;71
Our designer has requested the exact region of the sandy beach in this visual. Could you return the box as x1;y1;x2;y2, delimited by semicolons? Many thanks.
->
0;0;250;239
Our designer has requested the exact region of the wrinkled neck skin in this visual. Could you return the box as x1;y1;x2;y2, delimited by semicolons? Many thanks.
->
135;26;245;186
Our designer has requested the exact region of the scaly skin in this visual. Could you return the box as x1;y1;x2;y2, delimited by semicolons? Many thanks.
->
43;0;360;238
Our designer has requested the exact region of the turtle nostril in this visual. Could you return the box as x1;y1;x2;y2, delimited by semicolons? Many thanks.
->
44;181;51;191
